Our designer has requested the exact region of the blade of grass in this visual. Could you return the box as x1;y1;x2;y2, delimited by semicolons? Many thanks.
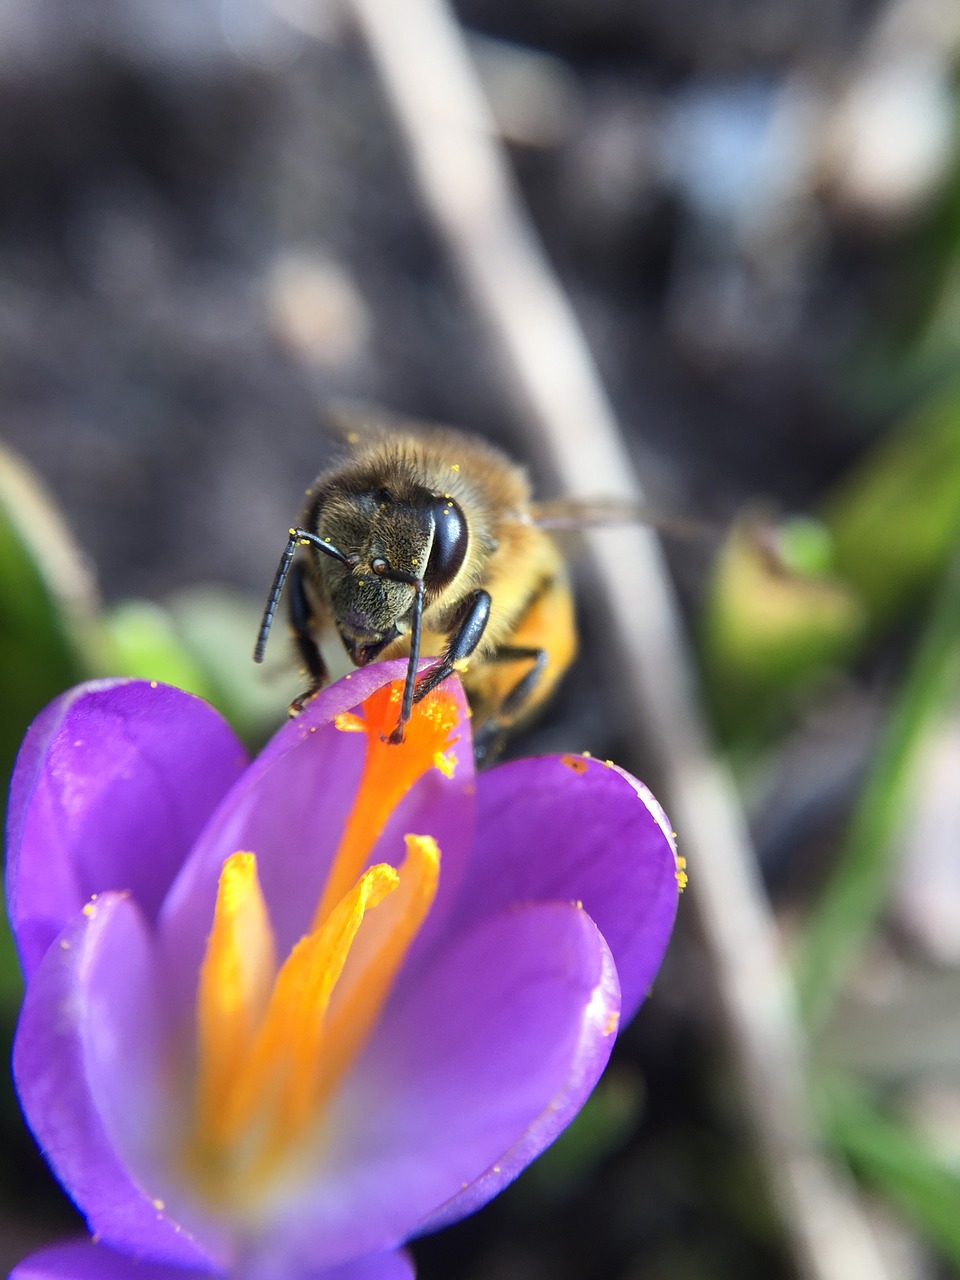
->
823;1077;960;1270
797;554;960;1028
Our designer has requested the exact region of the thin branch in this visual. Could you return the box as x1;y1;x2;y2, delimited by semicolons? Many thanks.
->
348;2;891;1278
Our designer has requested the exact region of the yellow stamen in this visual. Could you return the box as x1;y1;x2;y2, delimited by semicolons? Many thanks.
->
195;853;276;1145
220;863;399;1161
313;680;458;928
315;834;439;1109
188;686;454;1208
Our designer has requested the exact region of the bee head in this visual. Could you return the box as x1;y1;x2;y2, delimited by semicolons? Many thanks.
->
316;484;469;661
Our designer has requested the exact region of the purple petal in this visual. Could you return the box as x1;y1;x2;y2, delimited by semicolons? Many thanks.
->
6;680;248;979
12;895;219;1271
457;755;679;1018
320;1250;416;1280
10;1241;415;1280
10;1239;216;1280
263;902;619;1270
158;662;475;1016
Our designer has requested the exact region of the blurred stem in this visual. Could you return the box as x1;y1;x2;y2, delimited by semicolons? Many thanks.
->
797;555;960;1029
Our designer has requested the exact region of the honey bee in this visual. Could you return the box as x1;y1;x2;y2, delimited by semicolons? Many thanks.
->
254;423;578;756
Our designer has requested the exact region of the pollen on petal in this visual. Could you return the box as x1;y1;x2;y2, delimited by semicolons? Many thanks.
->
334;712;366;733
560;754;589;775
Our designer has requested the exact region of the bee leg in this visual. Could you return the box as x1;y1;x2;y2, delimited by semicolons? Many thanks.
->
288;558;329;715
412;589;492;704
491;646;549;721
471;721;504;765
471;645;548;762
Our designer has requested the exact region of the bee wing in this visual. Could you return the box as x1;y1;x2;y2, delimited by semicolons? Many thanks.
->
528;498;716;541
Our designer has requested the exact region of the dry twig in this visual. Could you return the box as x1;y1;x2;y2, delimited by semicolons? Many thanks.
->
348;2;892;1277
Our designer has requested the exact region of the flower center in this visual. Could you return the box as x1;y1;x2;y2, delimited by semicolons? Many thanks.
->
184;680;459;1208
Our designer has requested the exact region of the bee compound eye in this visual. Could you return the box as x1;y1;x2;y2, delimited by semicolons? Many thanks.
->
424;495;468;593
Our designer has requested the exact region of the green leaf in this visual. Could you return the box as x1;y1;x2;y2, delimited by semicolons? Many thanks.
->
700;511;864;745
0;445;103;762
162;587;303;748
106;588;302;749
822;383;960;630
104;599;217;697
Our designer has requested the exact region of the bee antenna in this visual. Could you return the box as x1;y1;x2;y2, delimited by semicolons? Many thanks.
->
254;528;350;663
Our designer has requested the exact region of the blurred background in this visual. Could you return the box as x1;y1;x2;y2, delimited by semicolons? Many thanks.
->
2;0;960;1276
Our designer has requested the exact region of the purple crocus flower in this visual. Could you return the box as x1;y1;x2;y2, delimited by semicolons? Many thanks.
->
7;663;681;1280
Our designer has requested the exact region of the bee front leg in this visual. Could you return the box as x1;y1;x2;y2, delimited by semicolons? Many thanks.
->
412;589;492;704
288;558;329;715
